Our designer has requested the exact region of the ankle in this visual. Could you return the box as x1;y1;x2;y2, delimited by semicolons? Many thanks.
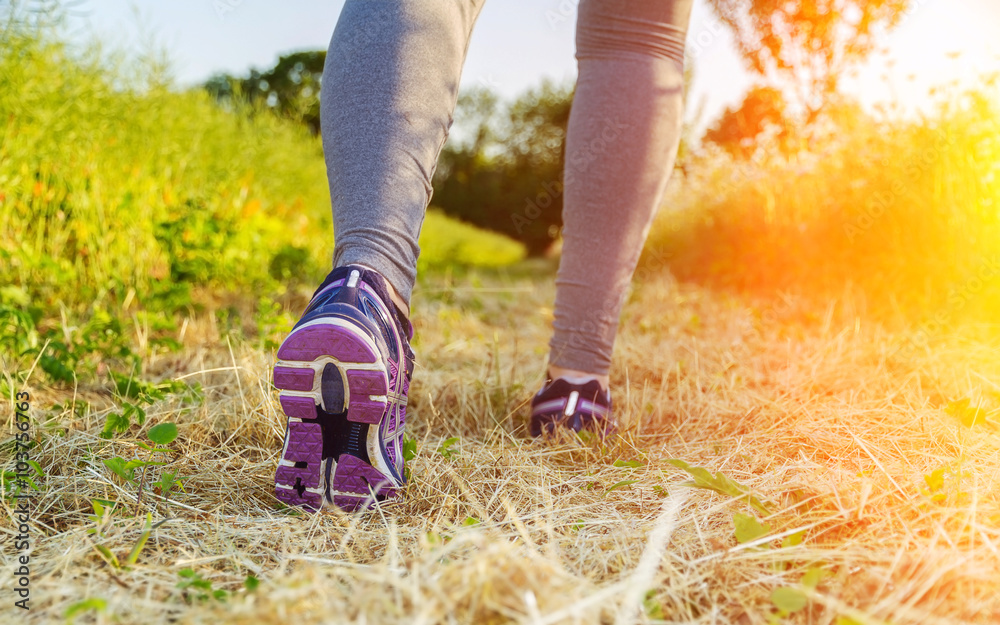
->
348;263;410;320
547;365;609;392
383;280;410;321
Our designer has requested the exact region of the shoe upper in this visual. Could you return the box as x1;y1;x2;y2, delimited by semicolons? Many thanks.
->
300;264;414;480
530;377;615;437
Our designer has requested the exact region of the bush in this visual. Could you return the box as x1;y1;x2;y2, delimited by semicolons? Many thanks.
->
0;15;524;382
643;86;1000;319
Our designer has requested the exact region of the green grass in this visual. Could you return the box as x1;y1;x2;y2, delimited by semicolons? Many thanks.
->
0;17;523;388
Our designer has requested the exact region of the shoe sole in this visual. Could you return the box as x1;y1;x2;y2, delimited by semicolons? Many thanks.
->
273;317;400;512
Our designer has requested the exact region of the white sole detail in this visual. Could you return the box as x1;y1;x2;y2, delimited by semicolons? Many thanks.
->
275;483;324;496
565;391;580;416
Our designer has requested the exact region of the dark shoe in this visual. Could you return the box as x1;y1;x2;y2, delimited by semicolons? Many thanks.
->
529;377;615;437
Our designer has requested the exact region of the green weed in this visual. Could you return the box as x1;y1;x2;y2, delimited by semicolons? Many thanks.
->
91;512;155;572
667;458;773;516
176;568;228;603
437;436;460;461
64;597;107;622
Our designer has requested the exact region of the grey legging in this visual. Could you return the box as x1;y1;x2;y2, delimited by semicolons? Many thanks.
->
321;0;692;375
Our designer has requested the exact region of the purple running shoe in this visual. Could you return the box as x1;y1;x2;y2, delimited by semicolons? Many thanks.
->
273;265;414;512
529;377;615;437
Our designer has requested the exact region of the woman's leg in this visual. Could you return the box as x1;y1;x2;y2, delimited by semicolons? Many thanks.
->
320;0;486;309
275;0;485;512
548;0;693;382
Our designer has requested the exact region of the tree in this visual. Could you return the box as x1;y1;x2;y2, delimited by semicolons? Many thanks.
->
707;0;910;119
204;51;325;134
432;81;574;256
704;85;788;158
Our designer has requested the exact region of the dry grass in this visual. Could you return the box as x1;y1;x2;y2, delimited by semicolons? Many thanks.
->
4;266;1000;624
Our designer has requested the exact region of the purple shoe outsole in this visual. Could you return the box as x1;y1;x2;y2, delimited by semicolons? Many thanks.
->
273;320;398;513
330;455;398;512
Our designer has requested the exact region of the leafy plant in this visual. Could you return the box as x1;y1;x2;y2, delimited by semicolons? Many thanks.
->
604;480;639;496
733;512;771;545
87;499;118;538
64;597;107;621
667;458;772;516
768;567;826;623
402;435;417;482
2;462;42;501
781;530;805;549
922;467;947;502
643;589;665;620
102;457;140;484
146;423;179;446
945;398;997;429
437;436;460;461
152;469;184;499
124;513;155;566
101;400;148;440
101;420;181;514
612;458;644;469
770;586;808;616
0;303;39;360
919;462;971;505
177;568;228;603
100;372;192;440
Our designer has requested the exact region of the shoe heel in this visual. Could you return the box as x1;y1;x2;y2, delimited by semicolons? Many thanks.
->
343;368;388;424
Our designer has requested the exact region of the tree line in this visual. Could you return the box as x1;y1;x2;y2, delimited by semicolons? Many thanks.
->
203;0;911;254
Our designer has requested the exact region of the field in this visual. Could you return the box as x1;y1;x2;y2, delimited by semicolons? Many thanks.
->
9;266;1000;624
4;11;1000;625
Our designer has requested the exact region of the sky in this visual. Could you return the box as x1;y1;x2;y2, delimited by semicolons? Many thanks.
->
65;0;1000;137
